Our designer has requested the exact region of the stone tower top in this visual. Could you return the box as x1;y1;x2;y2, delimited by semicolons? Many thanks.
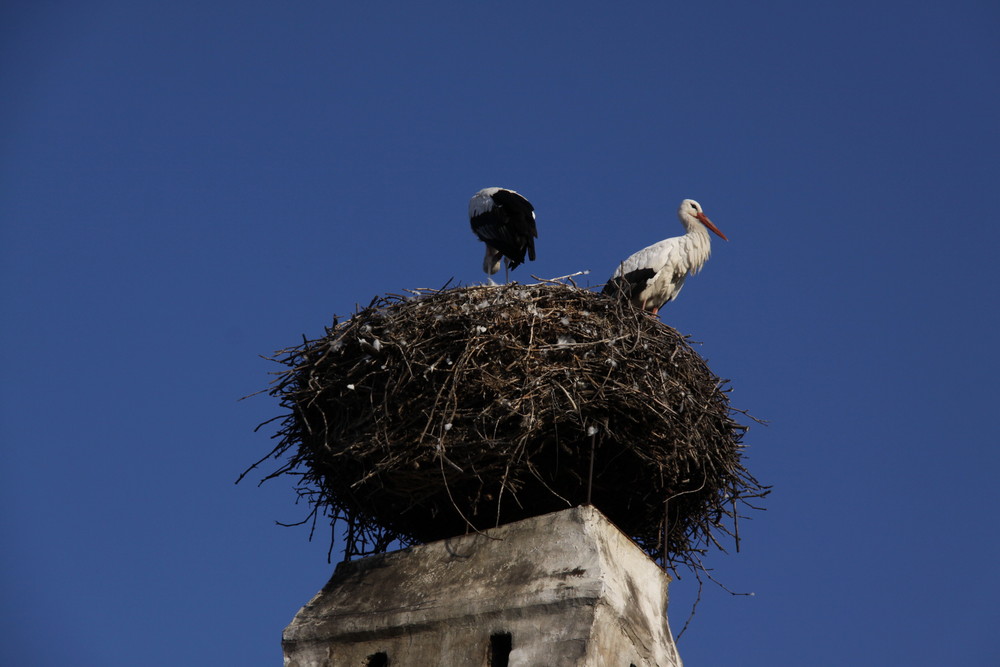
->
283;506;683;666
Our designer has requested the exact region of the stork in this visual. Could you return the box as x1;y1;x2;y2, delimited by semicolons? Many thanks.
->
602;199;728;315
468;187;537;282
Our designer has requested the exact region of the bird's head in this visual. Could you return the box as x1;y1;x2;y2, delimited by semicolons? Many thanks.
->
679;199;728;241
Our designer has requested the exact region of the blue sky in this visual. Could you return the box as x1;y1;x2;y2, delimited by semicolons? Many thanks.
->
2;1;998;664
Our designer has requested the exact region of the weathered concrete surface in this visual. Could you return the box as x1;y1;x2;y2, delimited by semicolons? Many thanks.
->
283;506;682;666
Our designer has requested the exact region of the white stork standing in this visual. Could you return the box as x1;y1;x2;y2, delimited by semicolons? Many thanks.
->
602;199;728;315
468;187;537;282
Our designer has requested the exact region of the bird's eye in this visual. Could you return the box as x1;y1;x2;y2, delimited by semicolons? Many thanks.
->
690;203;698;210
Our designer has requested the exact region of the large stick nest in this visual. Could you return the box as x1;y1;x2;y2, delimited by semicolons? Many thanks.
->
249;282;768;571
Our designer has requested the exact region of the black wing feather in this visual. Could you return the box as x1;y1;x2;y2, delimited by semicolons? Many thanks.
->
602;268;656;301
470;190;537;270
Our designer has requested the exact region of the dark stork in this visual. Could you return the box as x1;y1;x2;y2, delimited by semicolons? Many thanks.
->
603;199;728;315
468;187;537;282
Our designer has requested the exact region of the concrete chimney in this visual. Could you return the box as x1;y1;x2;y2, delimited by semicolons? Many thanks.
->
283;506;682;666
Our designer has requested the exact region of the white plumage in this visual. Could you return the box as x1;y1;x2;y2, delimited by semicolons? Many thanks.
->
603;199;728;315
468;187;537;280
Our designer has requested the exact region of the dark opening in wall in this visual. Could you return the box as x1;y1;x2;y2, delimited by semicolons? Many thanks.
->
489;632;512;667
366;651;388;667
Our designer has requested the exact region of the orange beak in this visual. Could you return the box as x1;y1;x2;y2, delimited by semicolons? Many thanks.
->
696;212;728;241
